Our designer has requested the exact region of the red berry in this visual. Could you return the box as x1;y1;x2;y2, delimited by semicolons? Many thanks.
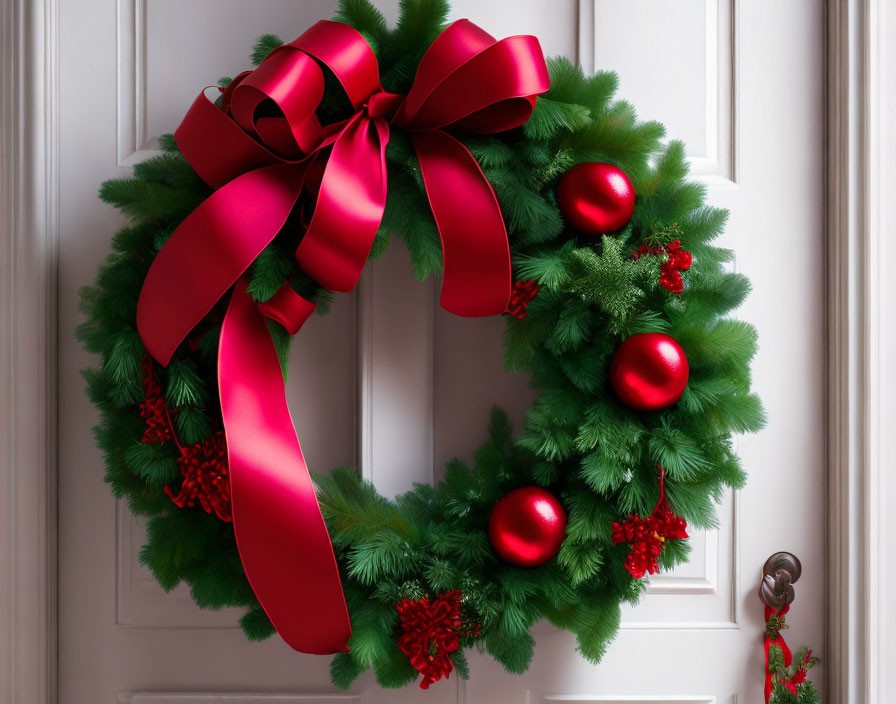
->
659;271;684;293
674;250;692;270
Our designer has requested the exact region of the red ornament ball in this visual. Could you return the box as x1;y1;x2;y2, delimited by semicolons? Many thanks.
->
556;162;635;236
488;487;567;567
610;333;689;411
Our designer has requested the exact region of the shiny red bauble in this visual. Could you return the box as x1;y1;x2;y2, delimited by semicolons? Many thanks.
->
610;333;689;411
488;487;567;567
556;162;635;236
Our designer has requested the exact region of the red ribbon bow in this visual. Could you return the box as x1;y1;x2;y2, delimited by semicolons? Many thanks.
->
135;19;549;655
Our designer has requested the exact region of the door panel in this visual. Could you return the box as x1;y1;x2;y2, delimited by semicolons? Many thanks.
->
58;1;823;703
587;0;736;182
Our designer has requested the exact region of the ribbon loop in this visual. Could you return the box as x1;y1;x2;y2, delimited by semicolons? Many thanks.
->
393;21;548;132
288;20;382;108
175;88;284;190
231;48;325;156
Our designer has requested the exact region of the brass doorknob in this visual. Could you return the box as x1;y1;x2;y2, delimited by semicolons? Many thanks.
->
759;551;802;609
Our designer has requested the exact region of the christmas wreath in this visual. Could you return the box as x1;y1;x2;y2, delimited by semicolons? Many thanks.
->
78;0;764;691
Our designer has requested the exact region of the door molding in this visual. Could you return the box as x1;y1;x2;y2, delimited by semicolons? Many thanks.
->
825;0;893;701
0;0;60;703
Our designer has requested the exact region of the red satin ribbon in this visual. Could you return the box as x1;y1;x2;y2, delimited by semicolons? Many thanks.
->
764;604;792;702
135;19;549;655
219;278;350;654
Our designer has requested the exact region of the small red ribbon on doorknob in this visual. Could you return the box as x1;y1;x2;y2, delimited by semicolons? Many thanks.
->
764;604;792;702
135;19;549;656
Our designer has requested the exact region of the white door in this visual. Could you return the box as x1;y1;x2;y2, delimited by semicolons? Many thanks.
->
57;1;825;703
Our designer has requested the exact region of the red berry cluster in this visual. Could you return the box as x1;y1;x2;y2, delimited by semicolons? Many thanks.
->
633;240;693;293
139;356;174;444
140;357;233;522
505;279;540;319
611;468;688;579
397;590;469;689
165;431;233;522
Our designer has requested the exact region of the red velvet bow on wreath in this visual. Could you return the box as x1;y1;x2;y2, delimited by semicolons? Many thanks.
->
134;19;549;655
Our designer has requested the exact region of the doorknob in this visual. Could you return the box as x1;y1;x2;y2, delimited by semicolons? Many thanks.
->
759;551;802;609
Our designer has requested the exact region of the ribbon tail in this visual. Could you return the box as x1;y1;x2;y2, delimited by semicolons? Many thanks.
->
779;638;793;666
218;278;351;655
763;635;794;702
136;163;305;365
411;130;511;317
294;114;389;292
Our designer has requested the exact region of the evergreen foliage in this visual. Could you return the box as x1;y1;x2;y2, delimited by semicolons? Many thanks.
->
768;644;822;704
78;0;765;690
